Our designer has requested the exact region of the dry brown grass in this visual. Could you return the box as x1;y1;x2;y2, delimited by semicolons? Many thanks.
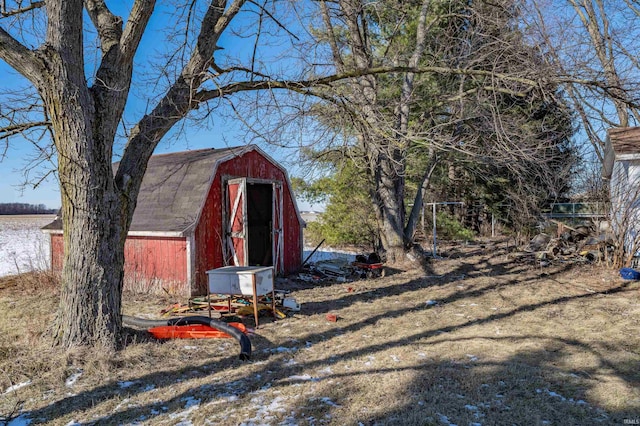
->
1;240;639;425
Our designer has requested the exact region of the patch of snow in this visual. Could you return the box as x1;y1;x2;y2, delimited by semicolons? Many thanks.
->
286;374;318;382
464;405;479;411
209;393;241;404
536;388;593;408
65;370;83;387
466;354;479;362
319;397;339;407
436;413;458;426
118;381;136;389
390;355;400;362
64;421;82;426
4;380;31;394
279;413;300;426
547;390;566;401
225;379;248;391
168;396;200;424
182;396;201;409
113;398;132;411
426;300;438;306
319;366;333;375
241;396;288;425
264;346;298;354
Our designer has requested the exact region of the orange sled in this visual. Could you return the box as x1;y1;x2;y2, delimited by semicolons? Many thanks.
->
148;322;247;339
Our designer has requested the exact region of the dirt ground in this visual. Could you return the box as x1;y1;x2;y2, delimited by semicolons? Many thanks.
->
1;240;639;425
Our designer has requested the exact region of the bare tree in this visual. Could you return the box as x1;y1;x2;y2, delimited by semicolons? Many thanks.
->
0;0;332;349
285;0;576;262
524;0;640;162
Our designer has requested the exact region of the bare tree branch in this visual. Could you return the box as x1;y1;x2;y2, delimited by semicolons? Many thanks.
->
117;0;246;193
0;27;42;84
0;0;43;17
0;120;49;139
121;0;156;60
84;0;122;52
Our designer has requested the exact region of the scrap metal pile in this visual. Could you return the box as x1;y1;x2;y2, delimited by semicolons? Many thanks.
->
160;289;298;319
297;252;385;283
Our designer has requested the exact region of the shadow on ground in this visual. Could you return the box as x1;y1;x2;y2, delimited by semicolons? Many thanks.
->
9;242;640;425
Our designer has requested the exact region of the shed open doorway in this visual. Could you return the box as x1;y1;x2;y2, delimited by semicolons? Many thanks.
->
225;177;284;274
247;182;273;267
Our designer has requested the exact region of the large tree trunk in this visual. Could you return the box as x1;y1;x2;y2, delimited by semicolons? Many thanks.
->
371;146;407;263
39;0;128;347
41;79;128;349
335;0;432;264
54;185;126;348
404;155;440;244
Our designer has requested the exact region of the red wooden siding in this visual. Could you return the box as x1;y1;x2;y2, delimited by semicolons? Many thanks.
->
123;236;188;294
193;150;302;294
50;234;189;294
50;234;64;272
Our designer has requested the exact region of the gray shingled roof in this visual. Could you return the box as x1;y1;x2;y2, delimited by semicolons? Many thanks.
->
603;127;640;178
43;146;251;234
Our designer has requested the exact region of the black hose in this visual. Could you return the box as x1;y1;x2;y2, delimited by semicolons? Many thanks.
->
122;315;252;361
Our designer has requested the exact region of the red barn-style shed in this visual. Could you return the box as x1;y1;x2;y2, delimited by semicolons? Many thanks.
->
42;145;304;296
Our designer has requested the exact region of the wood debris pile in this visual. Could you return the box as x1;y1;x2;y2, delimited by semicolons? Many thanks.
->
514;224;613;266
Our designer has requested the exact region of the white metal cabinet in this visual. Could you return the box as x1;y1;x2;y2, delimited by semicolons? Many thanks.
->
206;266;275;327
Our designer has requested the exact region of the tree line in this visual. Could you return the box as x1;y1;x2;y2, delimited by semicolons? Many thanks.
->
0;203;57;215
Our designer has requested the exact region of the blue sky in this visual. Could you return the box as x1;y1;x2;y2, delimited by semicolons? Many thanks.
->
0;63;247;209
0;2;319;210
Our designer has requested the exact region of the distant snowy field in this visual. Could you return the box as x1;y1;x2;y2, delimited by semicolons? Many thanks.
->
0;215;54;277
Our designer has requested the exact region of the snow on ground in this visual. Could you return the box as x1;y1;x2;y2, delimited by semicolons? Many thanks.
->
3;380;32;394
302;247;357;263
0;216;53;277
